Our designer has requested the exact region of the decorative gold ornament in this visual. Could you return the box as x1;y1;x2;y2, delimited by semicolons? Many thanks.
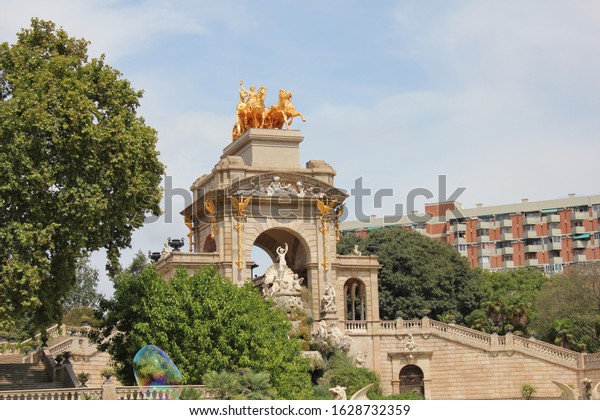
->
232;82;306;140
316;198;338;272
184;215;195;252
231;195;252;270
204;199;218;240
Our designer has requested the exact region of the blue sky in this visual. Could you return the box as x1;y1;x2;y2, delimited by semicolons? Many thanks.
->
2;1;599;295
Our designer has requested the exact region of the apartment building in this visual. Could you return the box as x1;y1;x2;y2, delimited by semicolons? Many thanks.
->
341;194;600;274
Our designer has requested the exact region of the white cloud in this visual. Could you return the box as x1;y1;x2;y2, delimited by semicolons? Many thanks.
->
0;0;208;60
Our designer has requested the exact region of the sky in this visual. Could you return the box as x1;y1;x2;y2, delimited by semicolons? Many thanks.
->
2;0;599;296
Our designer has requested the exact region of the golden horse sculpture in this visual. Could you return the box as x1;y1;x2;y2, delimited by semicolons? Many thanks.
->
263;89;306;130
232;82;306;140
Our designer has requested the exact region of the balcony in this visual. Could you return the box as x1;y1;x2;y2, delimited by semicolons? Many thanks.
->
524;216;541;225
547;241;562;251
498;219;513;228
547;228;562;237
525;244;542;253
499;247;514;255
523;230;538;239
449;223;466;233
500;233;513;241
571;226;586;234
525;258;539;267
572;240;590;249
574;254;587;263
479;261;491;270
478;248;495;257
476;221;494;230
502;261;515;269
478;235;490;242
549;256;563;265
454;236;467;244
571;211;589;221
544;214;561;223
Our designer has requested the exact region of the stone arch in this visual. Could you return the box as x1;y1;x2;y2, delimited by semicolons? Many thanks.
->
203;235;216;252
344;278;367;321
399;365;424;396
252;227;310;280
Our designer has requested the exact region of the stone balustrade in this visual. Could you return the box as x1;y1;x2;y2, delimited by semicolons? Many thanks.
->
0;385;209;400
342;317;600;369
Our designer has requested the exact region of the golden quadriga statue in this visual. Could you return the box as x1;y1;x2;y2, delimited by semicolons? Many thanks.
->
232;81;306;140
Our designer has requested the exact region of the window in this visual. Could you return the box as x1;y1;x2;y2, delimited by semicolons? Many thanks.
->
525;224;535;231
554;264;563;272
479;256;490;265
503;255;513;262
478;228;489;236
456;244;467;252
501;227;511;234
525;211;539;217
595;232;600;241
344;279;367;321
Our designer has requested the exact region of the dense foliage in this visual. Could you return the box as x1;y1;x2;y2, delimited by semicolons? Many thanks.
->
62;257;103;312
0;19;164;333
529;263;600;352
339;227;483;321
465;269;546;335
94;265;313;399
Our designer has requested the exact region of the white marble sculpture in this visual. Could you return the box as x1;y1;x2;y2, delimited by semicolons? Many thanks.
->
321;281;337;312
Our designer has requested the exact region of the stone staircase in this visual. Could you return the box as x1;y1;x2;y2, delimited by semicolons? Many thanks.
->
0;363;61;391
0;354;25;364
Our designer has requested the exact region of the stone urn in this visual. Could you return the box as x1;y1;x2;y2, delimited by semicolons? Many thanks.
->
102;371;114;384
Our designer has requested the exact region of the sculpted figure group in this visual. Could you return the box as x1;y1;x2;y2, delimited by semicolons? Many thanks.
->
233;81;306;140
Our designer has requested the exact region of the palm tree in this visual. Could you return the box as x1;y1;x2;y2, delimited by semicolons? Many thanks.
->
202;371;241;400
239;370;273;400
551;319;575;349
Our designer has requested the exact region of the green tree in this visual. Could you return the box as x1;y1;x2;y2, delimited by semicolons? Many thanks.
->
94;265;313;399
62;256;102;312
239;370;275;400
202;371;241;400
467;269;546;335
339;227;482;321
529;263;600;352
0;19;164;333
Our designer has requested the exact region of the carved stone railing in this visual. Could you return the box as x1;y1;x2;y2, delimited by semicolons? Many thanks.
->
1;324;66;355
48;338;74;356
513;336;580;366
343;317;600;370
0;387;99;400
583;353;600;369
0;385;209;400
115;385;210;400
379;320;396;331
430;320;492;346
344;321;368;332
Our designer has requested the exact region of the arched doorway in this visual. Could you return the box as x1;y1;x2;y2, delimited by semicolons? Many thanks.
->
252;227;310;285
203;236;216;252
344;278;367;320
399;365;424;396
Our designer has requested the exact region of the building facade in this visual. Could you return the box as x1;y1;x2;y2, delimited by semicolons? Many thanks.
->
342;195;600;273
